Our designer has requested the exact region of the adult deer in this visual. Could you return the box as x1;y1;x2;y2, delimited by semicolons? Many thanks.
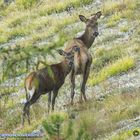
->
64;11;102;105
22;47;79;125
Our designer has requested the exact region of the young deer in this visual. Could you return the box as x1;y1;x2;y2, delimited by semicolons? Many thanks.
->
64;11;102;104
22;47;79;125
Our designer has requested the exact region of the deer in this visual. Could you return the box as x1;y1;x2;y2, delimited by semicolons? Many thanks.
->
22;46;79;125
64;11;102;105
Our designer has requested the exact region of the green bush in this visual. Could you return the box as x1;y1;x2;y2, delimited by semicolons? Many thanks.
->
42;114;65;140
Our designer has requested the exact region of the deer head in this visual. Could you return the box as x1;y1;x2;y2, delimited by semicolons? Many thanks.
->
57;46;79;68
79;11;102;38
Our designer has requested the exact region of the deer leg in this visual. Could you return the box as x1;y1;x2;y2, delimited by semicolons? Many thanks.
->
80;61;92;102
52;90;59;111
48;92;52;113
22;101;31;126
70;69;75;105
22;104;27;126
22;91;41;126
26;103;31;125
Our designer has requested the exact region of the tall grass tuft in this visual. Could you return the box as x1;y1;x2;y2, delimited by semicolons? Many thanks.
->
89;57;135;86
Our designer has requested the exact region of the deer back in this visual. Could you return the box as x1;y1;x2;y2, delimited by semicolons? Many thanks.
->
25;64;66;93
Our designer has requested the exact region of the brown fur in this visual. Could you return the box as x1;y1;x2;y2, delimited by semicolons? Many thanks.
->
64;11;102;104
25;61;70;96
22;48;77;126
25;72;36;90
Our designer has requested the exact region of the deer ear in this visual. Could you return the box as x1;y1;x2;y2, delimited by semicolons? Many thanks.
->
79;15;88;23
95;11;102;19
57;49;64;55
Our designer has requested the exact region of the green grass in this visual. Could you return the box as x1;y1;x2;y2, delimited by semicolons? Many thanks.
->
0;0;93;16
93;47;123;72
1;90;140;138
0;0;95;44
0;0;139;45
8;15;28;28
89;57;135;86
0;86;18;97
38;0;93;16
0;2;91;44
106;12;121;28
0;36;8;44
94;34;123;47
31;14;78;43
120;25;129;32
16;0;39;9
104;94;140;123
41;91;140;139
102;0;126;15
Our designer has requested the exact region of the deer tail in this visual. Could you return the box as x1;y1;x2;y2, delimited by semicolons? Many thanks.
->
25;72;36;101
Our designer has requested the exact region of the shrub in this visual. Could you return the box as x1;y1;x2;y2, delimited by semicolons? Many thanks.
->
89;57;135;86
42;113;67;140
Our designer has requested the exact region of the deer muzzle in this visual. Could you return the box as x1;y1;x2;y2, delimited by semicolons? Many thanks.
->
93;32;99;37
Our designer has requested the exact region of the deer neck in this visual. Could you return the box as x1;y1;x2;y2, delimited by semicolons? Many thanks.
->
77;29;95;48
60;60;71;77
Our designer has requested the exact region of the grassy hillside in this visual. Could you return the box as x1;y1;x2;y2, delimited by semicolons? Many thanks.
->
0;0;140;139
